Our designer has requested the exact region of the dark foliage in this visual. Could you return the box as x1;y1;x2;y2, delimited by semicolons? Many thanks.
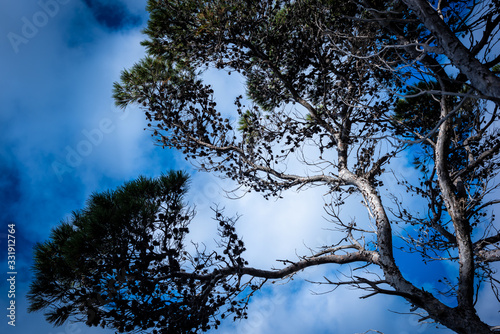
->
28;171;250;333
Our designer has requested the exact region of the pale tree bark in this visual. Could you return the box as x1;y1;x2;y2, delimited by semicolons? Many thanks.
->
152;53;500;334
177;162;495;333
340;172;493;334
335;135;493;333
111;2;500;332
402;0;500;102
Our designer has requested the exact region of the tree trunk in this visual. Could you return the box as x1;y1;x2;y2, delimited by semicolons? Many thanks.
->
402;0;500;102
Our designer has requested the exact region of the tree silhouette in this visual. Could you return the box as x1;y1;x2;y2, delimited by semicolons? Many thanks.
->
30;1;500;333
28;171;252;333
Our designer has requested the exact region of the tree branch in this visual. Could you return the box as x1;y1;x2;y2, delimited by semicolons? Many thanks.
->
402;0;500;102
434;95;475;310
477;249;500;263
172;250;380;281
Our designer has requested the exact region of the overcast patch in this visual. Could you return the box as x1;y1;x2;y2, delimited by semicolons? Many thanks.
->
82;0;142;31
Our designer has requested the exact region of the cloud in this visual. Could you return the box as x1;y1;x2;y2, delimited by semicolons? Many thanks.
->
0;3;160;333
476;262;500;326
177;142;475;333
81;0;142;31
213;268;453;334
182;167;455;334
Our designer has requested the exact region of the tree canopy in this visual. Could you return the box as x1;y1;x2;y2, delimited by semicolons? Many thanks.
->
29;171;253;333
30;1;500;333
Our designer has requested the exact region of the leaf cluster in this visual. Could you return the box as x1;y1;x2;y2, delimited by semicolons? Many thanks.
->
28;171;250;333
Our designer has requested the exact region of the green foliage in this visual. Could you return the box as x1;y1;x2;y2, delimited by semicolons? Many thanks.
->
393;80;479;173
237;109;261;140
30;172;210;332
113;57;197;110
394;81;441;136
118;0;373;113
29;170;251;333
111;0;393;195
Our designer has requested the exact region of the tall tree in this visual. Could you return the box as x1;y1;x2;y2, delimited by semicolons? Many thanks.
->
401;0;500;101
29;171;257;333
31;1;500;333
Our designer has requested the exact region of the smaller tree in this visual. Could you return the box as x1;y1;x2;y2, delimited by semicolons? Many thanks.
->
28;171;251;333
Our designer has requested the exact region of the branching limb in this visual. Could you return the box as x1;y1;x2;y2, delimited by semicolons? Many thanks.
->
401;0;500;102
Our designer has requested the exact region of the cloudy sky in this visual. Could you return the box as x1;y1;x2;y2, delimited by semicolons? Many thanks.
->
0;1;497;334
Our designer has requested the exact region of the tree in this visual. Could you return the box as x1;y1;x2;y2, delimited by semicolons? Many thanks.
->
401;0;500;101
30;1;500;333
28;171;252;333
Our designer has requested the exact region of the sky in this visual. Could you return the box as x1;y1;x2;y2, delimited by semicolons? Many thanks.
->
0;1;497;334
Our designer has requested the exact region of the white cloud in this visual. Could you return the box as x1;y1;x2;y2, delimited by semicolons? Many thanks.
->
180;148;471;333
183;165;452;333
213;265;452;334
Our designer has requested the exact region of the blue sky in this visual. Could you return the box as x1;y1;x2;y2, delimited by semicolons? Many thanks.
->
0;1;497;334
